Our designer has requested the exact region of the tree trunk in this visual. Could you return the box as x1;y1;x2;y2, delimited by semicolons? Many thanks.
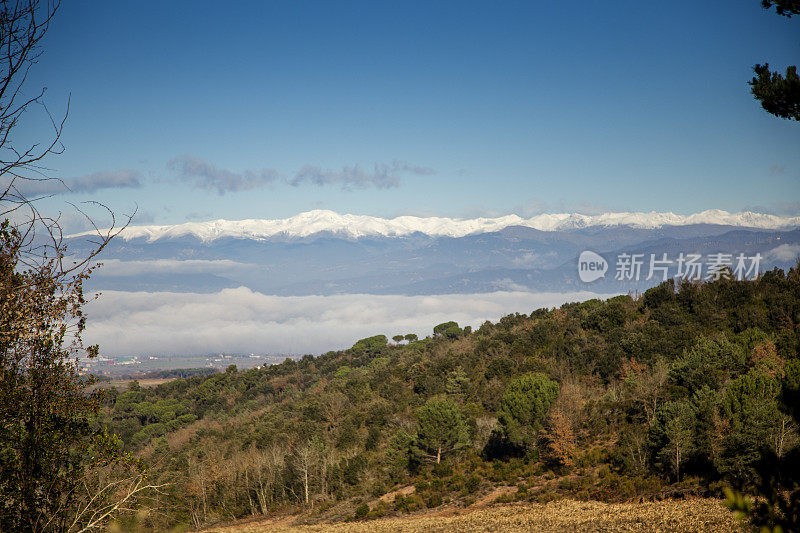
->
257;485;268;515
201;475;207;523
776;416;787;458
303;468;309;505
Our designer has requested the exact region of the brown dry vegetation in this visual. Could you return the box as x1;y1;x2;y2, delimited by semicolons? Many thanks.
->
86;377;180;395
95;377;180;390
205;498;743;533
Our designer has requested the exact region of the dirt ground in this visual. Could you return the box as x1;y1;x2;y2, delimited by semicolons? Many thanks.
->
205;498;744;533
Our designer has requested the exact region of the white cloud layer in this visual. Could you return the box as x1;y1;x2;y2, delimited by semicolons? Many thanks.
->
83;288;618;356
765;244;800;263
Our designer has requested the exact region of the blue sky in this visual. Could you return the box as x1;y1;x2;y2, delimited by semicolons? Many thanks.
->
18;0;800;229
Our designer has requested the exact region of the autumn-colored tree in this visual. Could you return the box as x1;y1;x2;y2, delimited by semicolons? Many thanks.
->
542;376;590;468
0;2;138;530
543;409;577;467
750;340;784;378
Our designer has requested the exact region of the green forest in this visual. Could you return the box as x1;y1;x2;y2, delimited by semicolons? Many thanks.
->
96;266;800;530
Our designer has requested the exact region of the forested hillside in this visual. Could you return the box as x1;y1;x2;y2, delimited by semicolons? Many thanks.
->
100;266;800;530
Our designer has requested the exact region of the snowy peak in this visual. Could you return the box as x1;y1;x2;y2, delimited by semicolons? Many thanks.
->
67;209;800;242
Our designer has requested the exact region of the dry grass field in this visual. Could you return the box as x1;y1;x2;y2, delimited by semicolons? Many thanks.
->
87;377;178;391
206;498;744;533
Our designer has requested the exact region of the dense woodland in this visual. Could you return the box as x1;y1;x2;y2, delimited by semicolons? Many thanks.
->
97;266;800;530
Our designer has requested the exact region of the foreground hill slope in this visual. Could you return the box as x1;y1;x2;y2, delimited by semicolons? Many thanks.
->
206;499;742;533
100;264;800;530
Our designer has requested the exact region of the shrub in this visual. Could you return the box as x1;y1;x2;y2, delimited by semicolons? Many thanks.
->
393;494;424;513
354;503;369;519
424;492;443;508
464;475;481;494
367;502;389;519
432;461;453;478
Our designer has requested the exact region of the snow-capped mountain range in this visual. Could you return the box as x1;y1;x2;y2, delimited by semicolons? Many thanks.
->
62;209;800;297
68;209;800;242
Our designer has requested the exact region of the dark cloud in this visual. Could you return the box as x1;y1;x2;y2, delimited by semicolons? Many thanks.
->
167;157;435;192
4;170;141;196
167;155;279;194
775;202;800;216
509;198;619;217
69;170;142;193
132;210;156;224
185;211;213;221
289;160;435;190
395;161;436;176
769;165;786;175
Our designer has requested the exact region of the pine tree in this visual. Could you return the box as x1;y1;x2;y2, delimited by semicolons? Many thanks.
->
750;1;800;120
415;397;469;464
497;373;559;450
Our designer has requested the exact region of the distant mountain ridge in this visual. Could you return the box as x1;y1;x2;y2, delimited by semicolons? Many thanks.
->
67;209;800;242
65;214;800;296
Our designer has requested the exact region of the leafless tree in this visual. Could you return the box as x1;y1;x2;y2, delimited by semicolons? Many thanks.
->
242;444;286;515
0;0;130;281
292;440;317;505
67;467;167;533
621;357;670;427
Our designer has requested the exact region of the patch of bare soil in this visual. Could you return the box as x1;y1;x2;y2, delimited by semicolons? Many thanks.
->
374;485;415;505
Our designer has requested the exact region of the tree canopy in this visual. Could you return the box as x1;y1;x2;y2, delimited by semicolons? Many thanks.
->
415;397;469;464
497;373;559;450
750;1;800;120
